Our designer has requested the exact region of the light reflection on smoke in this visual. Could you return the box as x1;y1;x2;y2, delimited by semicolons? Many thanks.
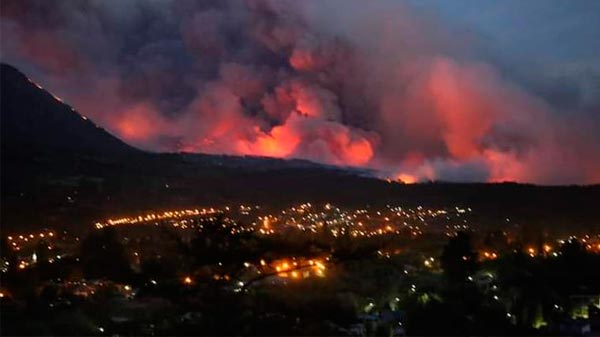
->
2;0;598;184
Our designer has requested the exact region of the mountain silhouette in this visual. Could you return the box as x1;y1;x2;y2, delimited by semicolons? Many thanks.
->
1;63;137;157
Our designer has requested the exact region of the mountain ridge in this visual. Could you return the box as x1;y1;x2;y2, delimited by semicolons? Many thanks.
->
1;63;138;157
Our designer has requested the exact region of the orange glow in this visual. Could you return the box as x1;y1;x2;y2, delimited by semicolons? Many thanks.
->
482;251;498;260
289;49;322;72
115;104;164;142
240;125;301;158
428;58;495;159
344;138;374;166
183;276;193;285
484;149;528;183
397;173;417;184
271;258;327;279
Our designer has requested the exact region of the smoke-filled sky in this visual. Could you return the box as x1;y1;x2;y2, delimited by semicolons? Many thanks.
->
2;0;599;184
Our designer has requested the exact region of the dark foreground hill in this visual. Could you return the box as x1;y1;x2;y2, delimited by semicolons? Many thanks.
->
1;64;599;234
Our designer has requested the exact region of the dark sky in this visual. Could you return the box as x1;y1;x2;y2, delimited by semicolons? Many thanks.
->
1;0;599;184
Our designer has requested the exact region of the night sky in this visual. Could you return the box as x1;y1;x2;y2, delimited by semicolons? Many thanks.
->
1;0;599;184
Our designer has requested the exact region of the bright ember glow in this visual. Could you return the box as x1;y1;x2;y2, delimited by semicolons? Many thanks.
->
239;125;301;158
396;174;418;184
2;1;599;184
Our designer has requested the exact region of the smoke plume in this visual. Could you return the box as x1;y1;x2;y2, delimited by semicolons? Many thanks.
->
2;0;599;184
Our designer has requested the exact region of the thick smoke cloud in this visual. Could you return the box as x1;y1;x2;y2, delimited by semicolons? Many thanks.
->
2;0;599;184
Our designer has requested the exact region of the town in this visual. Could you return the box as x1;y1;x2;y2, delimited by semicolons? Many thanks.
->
2;203;599;335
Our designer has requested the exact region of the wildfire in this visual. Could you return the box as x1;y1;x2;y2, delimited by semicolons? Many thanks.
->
397;173;417;184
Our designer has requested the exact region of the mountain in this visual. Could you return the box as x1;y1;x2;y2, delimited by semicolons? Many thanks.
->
1;64;599;235
0;64;137;157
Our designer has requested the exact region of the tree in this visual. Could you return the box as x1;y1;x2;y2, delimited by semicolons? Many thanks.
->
79;227;132;282
440;231;478;283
